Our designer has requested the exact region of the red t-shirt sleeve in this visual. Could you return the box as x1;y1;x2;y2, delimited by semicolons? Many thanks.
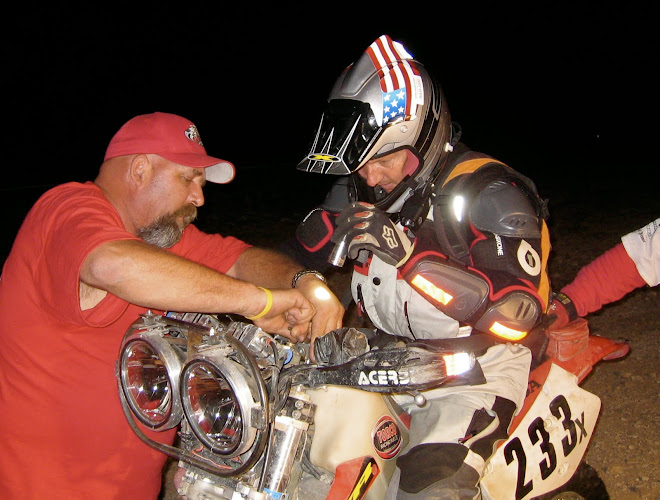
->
561;242;647;316
170;223;251;273
21;183;140;326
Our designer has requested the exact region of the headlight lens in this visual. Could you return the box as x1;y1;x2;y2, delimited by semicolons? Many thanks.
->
183;362;243;452
181;351;261;457
119;333;184;429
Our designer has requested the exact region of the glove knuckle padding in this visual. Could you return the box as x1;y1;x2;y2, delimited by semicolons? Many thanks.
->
348;234;380;259
335;202;414;267
335;207;360;228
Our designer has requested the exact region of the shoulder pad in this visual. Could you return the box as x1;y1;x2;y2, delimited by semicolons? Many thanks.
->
431;161;545;263
471;180;541;238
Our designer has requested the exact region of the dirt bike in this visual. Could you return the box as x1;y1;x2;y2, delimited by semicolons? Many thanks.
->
116;311;629;500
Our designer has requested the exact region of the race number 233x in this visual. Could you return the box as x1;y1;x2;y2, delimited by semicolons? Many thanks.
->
503;394;588;500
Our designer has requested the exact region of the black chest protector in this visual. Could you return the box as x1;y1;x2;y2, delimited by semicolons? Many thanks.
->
399;146;552;341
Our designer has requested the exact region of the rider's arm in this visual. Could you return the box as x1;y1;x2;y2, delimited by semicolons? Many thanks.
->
80;239;315;340
278;207;337;272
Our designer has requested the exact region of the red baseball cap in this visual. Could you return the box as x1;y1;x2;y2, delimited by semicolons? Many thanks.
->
104;112;235;184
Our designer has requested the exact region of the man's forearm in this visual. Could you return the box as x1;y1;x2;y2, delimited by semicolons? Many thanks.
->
81;239;264;316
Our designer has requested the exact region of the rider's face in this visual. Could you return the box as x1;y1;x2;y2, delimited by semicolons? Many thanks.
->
356;150;410;193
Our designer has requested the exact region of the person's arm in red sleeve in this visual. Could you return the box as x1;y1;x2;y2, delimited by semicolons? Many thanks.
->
549;242;647;328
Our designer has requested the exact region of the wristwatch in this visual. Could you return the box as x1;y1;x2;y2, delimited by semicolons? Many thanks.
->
291;269;327;288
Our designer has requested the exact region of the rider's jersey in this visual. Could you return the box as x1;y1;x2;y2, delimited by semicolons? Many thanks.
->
351;232;472;339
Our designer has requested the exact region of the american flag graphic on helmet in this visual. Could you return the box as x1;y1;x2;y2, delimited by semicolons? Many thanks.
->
366;35;423;124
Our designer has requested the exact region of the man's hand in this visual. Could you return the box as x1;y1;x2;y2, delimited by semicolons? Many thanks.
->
332;202;414;267
294;273;344;344
249;288;315;342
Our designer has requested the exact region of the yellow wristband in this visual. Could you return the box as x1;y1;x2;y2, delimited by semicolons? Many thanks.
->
245;287;273;320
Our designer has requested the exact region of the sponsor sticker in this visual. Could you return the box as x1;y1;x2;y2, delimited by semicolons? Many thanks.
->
372;415;402;459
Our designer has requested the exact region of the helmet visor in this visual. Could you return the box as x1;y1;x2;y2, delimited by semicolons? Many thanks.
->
297;99;381;175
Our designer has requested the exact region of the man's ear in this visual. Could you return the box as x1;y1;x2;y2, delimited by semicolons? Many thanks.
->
128;154;152;187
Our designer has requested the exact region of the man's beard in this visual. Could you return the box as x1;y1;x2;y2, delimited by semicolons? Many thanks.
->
137;204;197;248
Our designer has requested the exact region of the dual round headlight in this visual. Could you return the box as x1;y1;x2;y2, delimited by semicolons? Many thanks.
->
119;325;261;457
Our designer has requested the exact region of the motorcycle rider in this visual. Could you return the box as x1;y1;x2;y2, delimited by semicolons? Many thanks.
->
548;217;659;328
282;35;552;498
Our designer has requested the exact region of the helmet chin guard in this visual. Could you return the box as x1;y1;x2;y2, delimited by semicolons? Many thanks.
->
298;34;453;212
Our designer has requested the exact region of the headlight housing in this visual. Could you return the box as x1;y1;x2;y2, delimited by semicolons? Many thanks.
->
181;347;263;456
118;328;185;430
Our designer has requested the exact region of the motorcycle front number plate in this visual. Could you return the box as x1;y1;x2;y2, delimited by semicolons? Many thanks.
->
480;363;601;500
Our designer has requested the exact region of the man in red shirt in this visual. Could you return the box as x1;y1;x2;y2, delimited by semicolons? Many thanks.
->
0;112;343;499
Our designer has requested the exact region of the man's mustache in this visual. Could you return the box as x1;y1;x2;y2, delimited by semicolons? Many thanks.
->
174;204;198;225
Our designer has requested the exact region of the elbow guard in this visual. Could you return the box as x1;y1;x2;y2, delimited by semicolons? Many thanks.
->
403;254;541;341
472;291;541;341
295;177;356;253
296;208;336;253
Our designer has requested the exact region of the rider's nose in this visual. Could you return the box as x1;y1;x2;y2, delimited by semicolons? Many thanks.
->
363;164;383;187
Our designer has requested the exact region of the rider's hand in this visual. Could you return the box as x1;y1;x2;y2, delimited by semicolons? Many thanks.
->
248;288;315;342
544;292;578;329
332;202;414;267
293;273;344;345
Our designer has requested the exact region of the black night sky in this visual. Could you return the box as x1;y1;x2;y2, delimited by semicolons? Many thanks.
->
3;4;658;256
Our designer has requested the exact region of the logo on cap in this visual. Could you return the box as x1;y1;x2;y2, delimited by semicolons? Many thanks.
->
184;125;204;148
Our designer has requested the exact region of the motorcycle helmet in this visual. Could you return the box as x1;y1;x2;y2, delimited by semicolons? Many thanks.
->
297;34;453;212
